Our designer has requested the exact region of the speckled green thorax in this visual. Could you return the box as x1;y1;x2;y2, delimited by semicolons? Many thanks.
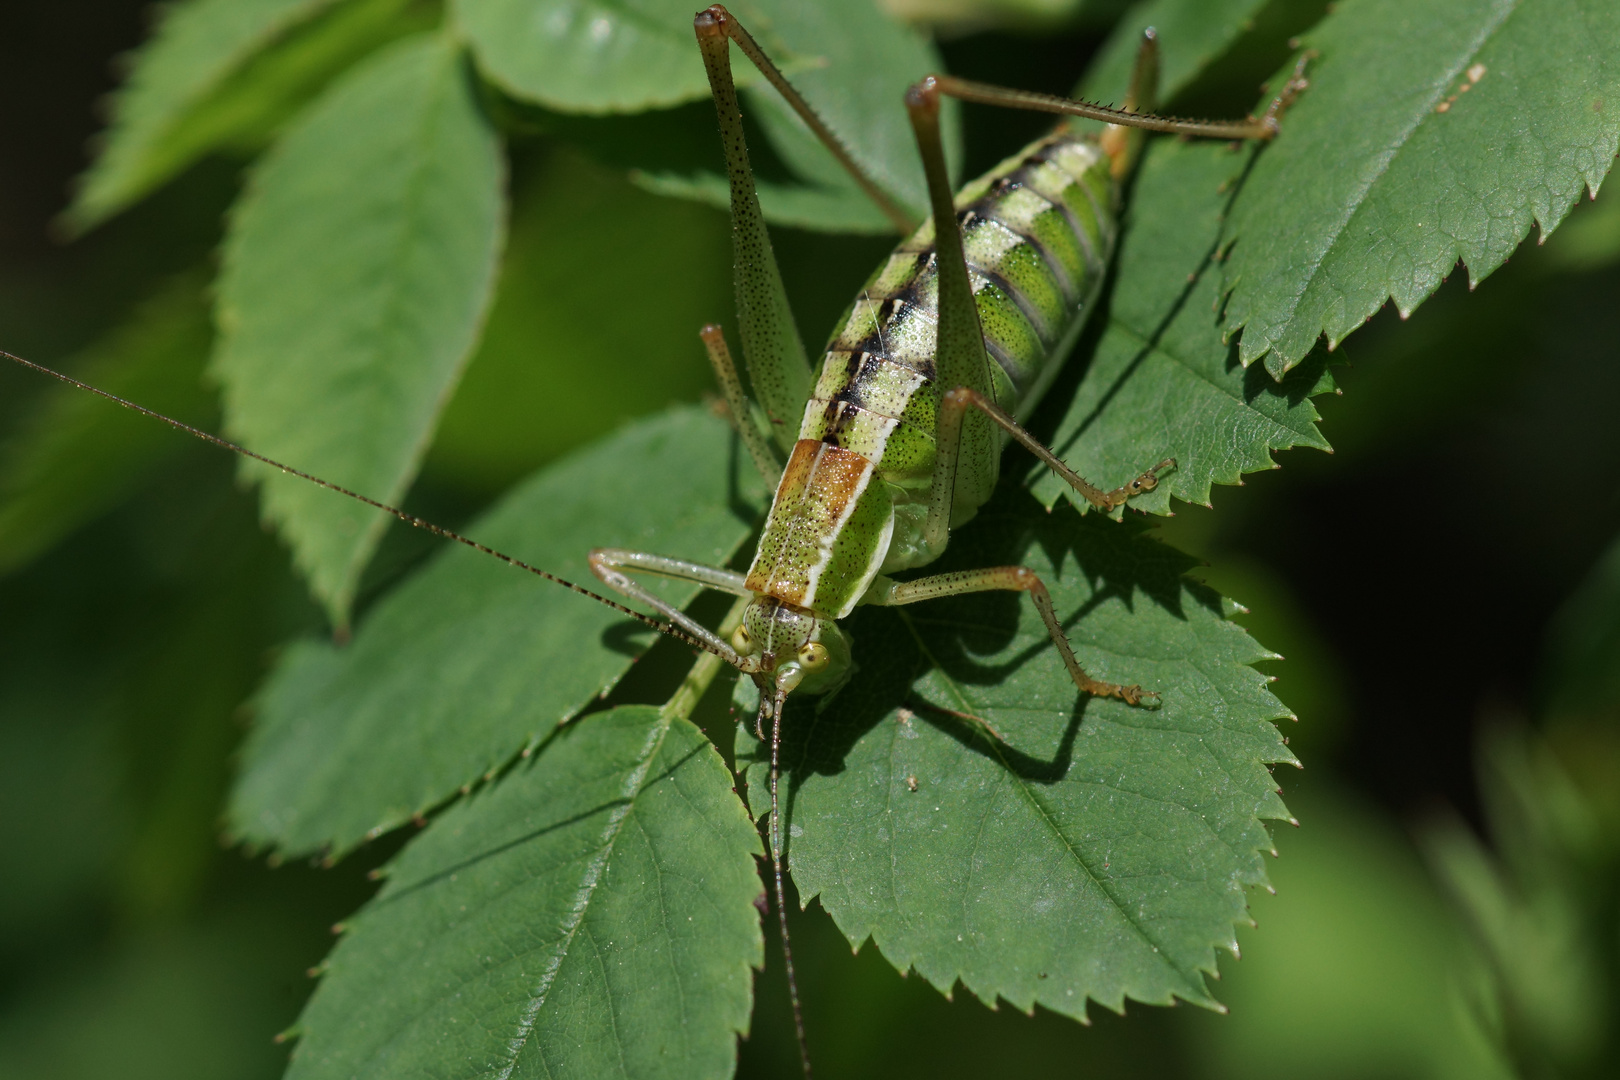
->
745;129;1117;619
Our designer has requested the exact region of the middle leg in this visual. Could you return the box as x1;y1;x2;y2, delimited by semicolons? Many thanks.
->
866;566;1154;706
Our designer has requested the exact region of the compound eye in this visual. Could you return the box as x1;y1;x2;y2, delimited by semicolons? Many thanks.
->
731;624;755;656
798;641;830;671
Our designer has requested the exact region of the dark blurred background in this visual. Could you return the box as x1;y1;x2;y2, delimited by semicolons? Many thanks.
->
2;2;1616;1078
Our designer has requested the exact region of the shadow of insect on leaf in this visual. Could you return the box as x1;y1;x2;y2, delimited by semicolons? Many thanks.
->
752;483;1222;819
909;695;1087;786
1235;339;1332;407
600;620;660;657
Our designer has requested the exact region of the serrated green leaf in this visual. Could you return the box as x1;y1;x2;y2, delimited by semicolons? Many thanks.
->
229;406;766;858
456;0;956;229
65;0;348;233
452;0;715;113
1030;137;1334;514
743;490;1293;1016
284;705;763;1080
1538;179;1620;274
1223;0;1620;376
213;33;506;627
0;276;213;574
1081;0;1277;103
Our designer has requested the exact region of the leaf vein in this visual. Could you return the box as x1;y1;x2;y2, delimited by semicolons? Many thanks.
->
494;714;673;1078
1238;0;1517;358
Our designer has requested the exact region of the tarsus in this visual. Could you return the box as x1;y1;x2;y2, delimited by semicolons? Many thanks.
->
0;347;724;658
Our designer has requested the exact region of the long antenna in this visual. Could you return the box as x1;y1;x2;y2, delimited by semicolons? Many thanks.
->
1;347;725;658
764;685;812;1077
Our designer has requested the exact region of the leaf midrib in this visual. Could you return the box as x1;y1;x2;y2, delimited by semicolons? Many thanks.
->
1105;308;1322;443
332;36;464;592
897;611;1210;1001
494;712;674;1079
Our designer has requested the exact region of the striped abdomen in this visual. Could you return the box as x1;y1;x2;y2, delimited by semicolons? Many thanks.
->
745;130;1118;618
804;131;1116;472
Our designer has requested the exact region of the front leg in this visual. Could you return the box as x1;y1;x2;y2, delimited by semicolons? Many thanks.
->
588;548;749;667
866;566;1155;706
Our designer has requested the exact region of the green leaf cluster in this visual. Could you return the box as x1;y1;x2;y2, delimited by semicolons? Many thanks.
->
229;407;766;857
3;0;1614;1076
285;705;764;1080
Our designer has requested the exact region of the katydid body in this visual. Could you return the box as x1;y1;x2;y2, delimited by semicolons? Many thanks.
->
588;11;1308;1074
4;11;1307;1076
590;8;1307;718
742;133;1139;650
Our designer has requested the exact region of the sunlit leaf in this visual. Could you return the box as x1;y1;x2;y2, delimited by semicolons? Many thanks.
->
284;706;763;1080
229;407;767;858
744;492;1293;1016
457;0;956;230
453;0;714;113
1222;0;1620;376
213;33;506;627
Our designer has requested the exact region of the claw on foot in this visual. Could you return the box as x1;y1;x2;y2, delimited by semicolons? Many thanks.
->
1124;686;1162;710
1114;683;1146;707
1102;457;1177;509
1082;680;1160;708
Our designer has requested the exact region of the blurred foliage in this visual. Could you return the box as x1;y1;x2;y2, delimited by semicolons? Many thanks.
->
64;0;438;234
0;273;213;573
1415;534;1620;1080
2;0;1618;1077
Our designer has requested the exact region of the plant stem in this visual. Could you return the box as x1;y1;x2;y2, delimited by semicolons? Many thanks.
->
662;594;750;721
